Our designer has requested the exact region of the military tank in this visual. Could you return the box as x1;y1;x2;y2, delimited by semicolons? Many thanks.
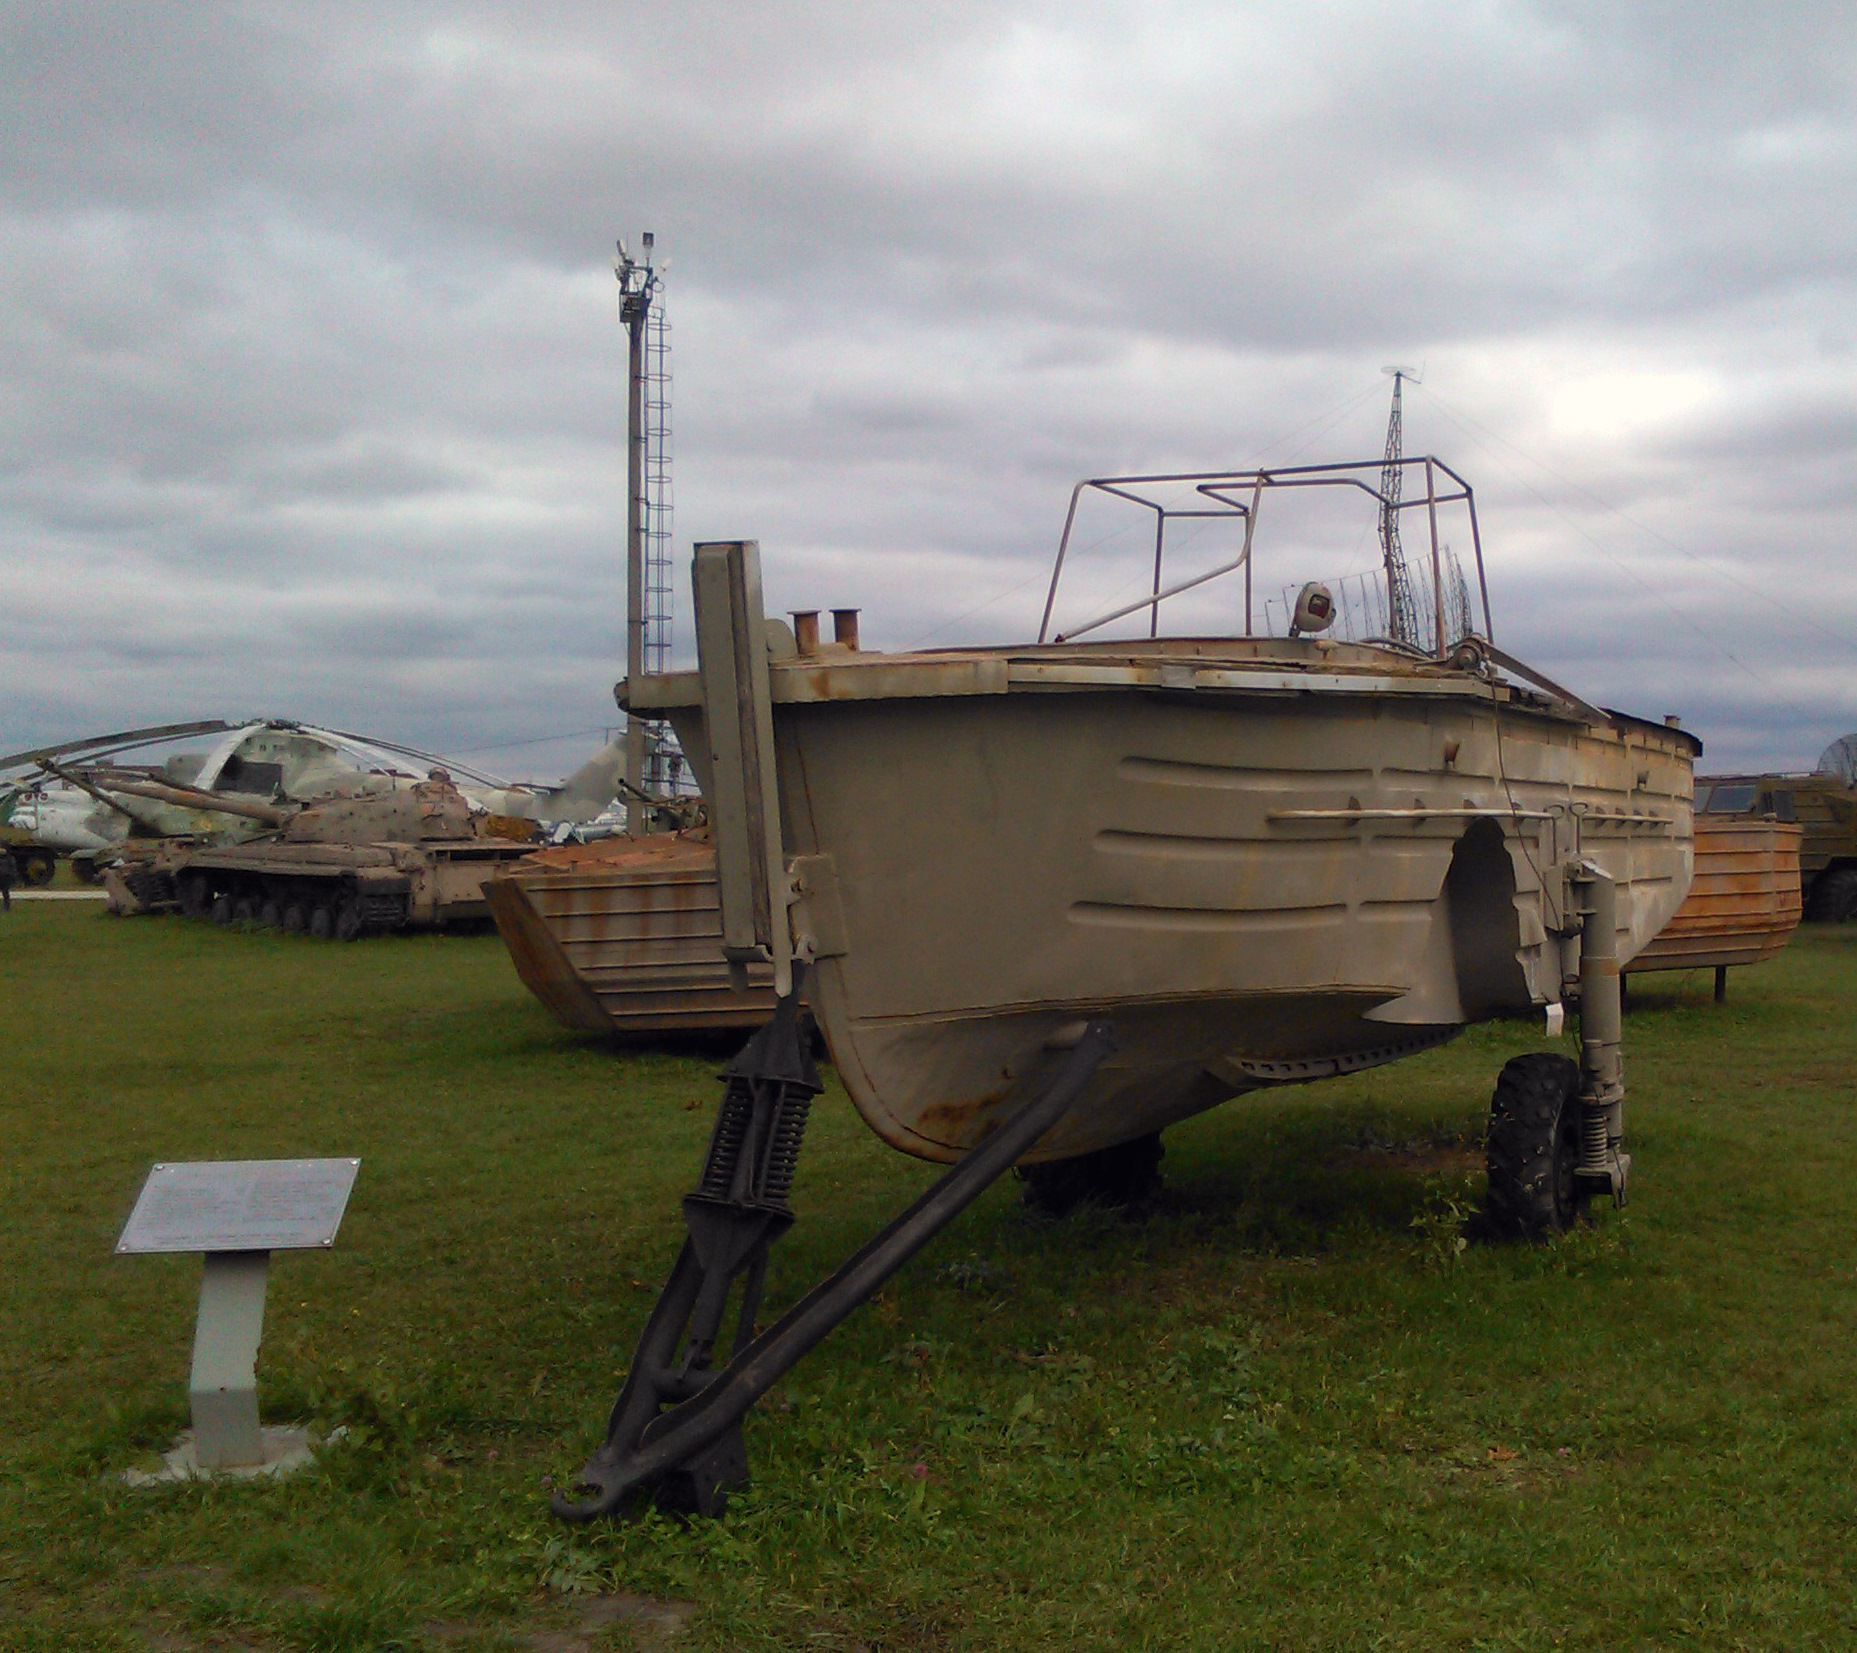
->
107;777;537;939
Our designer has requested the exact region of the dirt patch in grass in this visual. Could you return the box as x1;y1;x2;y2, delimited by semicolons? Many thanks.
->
423;1591;694;1651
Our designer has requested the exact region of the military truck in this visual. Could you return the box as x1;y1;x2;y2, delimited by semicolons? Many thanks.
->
0;824;59;886
107;778;536;938
1695;772;1857;921
0;782;65;884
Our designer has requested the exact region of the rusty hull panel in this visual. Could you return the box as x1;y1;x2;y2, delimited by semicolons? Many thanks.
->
487;834;776;1035
1630;818;1802;973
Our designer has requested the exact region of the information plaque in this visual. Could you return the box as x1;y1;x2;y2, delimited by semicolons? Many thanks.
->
117;1159;360;1256
116;1157;361;1479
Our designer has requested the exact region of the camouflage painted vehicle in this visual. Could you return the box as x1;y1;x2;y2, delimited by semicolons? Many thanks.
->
0;819;59;886
106;779;536;938
1695;772;1857;921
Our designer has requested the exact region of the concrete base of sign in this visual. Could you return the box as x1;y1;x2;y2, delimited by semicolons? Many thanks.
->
122;1424;346;1487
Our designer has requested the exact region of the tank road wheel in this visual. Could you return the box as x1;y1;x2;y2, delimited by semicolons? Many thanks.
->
18;851;56;887
1485;1053;1589;1236
178;873;211;920
232;894;259;927
1017;1132;1165;1217
1807;866;1857;924
210;892;235;926
256;896;283;930
308;903;335;940
334;898;365;943
281;901;307;935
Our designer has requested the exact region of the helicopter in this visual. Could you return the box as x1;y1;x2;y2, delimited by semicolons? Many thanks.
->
0;717;627;882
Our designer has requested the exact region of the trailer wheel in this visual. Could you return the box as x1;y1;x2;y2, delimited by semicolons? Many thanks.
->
308;903;334;940
18;850;55;887
281;902;307;935
1018;1132;1165;1217
1807;866;1857;923
1486;1052;1587;1236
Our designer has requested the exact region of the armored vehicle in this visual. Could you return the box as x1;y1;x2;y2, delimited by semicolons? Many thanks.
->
0;820;59;886
1695;772;1857;921
107;779;536;938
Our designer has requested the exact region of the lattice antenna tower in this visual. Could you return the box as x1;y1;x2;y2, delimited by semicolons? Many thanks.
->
641;275;684;793
1379;367;1423;648
616;233;689;817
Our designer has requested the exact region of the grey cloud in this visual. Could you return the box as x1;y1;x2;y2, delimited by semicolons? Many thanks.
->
2;0;1855;782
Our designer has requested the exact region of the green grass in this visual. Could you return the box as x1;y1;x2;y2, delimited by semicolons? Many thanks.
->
4;904;1857;1650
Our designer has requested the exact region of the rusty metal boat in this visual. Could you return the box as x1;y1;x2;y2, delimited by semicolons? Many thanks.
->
485;834;773;1034
629;461;1697;1166
1627;814;1801;996
557;455;1700;1522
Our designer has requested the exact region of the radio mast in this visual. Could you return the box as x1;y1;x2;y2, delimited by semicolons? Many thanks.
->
617;233;681;829
1379;367;1422;648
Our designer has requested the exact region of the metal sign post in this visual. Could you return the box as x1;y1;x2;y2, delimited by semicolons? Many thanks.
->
117;1158;360;1480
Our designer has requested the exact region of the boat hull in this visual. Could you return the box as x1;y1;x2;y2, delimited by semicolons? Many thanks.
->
1628;817;1801;975
666;660;1695;1162
486;836;775;1035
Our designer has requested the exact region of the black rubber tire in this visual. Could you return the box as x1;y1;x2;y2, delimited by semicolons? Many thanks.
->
1018;1132;1165;1217
1806;866;1857;923
308;904;334;940
1486;1052;1588;1236
18;851;55;888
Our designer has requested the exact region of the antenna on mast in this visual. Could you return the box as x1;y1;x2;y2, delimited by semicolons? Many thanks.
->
617;234;680;829
1379;365;1423;649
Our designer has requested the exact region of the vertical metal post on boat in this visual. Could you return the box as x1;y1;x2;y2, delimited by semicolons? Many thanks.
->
1465;484;1495;641
1424;457;1445;655
1039;481;1090;643
692;540;792;998
1242;476;1262;636
1570;860;1629;1206
1149;506;1164;639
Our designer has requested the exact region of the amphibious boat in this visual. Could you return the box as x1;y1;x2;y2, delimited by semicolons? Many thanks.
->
556;456;1698;1521
627;460;1697;1164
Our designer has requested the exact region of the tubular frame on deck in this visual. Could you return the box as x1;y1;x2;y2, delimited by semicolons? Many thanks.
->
1038;457;1493;652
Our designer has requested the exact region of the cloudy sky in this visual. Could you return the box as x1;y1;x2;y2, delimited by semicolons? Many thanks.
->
3;0;1855;778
